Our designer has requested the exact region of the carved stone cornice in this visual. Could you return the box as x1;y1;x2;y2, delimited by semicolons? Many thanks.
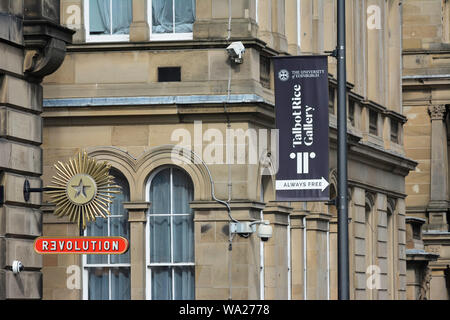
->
428;105;448;121
22;0;74;81
23;36;67;79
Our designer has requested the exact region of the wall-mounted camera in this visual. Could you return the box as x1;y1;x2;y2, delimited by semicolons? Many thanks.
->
256;221;273;242
230;220;273;242
12;260;24;274
226;41;245;64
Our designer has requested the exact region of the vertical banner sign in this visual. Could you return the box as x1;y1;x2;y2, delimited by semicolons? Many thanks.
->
273;56;330;201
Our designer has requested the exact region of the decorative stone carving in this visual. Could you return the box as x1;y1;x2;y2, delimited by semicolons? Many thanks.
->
22;0;74;80
419;267;431;300
24;38;67;78
428;105;448;121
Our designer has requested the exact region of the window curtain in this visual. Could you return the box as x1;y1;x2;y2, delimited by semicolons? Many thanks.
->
89;0;133;35
149;168;195;299
172;168;194;263
88;267;109;300
152;0;195;34
174;267;195;300
110;172;130;264
86;170;130;300
150;169;171;263
152;268;172;300
111;268;131;300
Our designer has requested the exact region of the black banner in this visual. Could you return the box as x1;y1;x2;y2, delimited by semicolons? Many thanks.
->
273;56;330;202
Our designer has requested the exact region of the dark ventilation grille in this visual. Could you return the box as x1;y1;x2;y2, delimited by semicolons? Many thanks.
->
158;67;181;82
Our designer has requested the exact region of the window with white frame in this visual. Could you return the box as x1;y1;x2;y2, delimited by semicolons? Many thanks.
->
148;0;195;41
83;169;131;300
84;0;133;42
146;167;195;300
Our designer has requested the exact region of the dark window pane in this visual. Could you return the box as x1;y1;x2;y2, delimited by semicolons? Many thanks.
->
152;267;172;300
110;216;130;264
390;119;399;143
174;0;195;33
88;267;109;300
87;217;108;264
90;0;111;35
152;0;174;34
111;0;132;35
369;110;378;135
174;266;195;300
173;215;194;262
172;168;193;214
329;87;335;114
149;215;171;263
260;55;271;89
150;169;171;214
111;267;131;300
349;100;355;127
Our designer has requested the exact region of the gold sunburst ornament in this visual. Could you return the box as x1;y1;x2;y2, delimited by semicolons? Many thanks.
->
45;151;121;230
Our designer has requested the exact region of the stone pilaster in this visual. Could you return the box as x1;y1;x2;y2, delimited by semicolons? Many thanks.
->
191;201;263;300
262;203;291;300
305;208;331;300
129;0;150;42
193;0;257;41
290;208;308;300
0;0;73;300
351;187;367;299
366;0;386;106
123;201;150;300
426;105;449;232
284;0;299;55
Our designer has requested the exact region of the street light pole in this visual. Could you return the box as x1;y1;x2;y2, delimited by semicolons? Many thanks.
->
337;0;350;300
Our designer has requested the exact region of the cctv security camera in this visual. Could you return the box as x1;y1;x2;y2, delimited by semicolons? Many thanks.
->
226;41;246;64
12;260;24;274
257;222;273;242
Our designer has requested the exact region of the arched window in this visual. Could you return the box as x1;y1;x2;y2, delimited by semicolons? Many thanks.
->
146;167;195;300
365;193;375;300
83;169;131;300
387;199;396;299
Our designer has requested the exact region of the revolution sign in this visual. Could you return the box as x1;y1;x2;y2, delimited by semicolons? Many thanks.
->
34;237;129;255
273;56;330;201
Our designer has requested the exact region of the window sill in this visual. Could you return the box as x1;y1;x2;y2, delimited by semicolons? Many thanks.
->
86;34;130;43
150;33;193;42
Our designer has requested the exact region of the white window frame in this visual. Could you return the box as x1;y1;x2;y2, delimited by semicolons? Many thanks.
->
147;0;194;41
82;214;131;300
84;0;130;43
145;166;195;300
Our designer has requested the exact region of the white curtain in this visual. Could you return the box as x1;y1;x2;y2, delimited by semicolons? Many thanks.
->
89;0;133;35
152;268;172;300
152;0;196;34
88;268;109;300
174;267;195;300
150;169;171;263
86;170;131;300
149;168;195;299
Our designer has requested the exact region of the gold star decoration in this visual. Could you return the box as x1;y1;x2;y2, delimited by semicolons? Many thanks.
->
45;151;121;230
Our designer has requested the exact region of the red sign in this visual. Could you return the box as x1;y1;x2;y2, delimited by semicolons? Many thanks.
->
34;237;129;255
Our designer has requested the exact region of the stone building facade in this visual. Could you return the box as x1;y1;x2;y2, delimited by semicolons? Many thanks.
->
0;0;72;299
33;0;417;300
402;0;450;300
